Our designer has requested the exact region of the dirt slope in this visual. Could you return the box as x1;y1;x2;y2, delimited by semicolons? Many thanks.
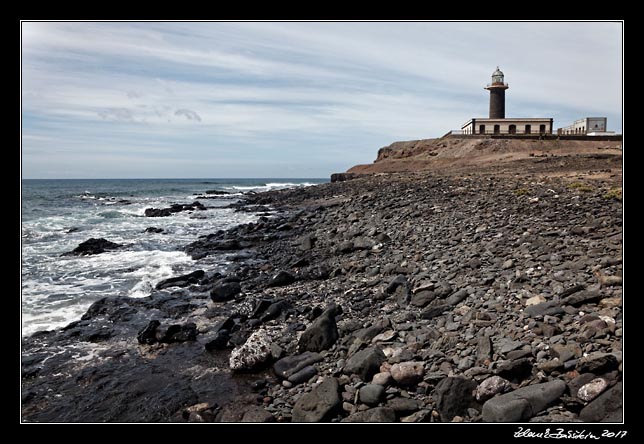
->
347;137;622;181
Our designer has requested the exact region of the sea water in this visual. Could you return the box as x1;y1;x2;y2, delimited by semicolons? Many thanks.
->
21;178;326;337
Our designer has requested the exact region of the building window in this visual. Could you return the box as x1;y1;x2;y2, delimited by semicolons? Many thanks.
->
509;124;516;135
525;125;531;134
539;124;546;134
479;124;485;134
494;125;500;135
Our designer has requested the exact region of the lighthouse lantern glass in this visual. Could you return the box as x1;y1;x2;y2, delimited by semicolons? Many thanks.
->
491;67;504;85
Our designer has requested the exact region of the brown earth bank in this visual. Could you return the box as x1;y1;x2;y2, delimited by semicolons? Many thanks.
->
22;154;622;423
345;137;622;181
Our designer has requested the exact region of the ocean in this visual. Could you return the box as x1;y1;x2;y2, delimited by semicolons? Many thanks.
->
21;178;327;337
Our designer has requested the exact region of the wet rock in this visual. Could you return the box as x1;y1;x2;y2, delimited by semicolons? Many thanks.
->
577;378;609;402
62;238;121;256
136;320;160;345
434;377;479;421
144;201;205;217
475;376;511;402
291;377;341;422
268;270;295;287
482;379;566;422
229;330;273;371
298;305;339;352
341;407;396;423
390;361;424;386
359;384;385;406
210;282;242;302
343;347;387;381
204;330;230;351
274;351;324;379
579;382;622;422
158;323;198;343
156;270;205;290
144;227;164;233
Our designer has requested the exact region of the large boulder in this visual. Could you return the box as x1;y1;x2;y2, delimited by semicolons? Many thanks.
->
434;377;479;421
579;382;622;422
291;378;341;422
210;282;242;302
298;305;339;352
343;347;386;381
482;379;566;422
229;330;273;371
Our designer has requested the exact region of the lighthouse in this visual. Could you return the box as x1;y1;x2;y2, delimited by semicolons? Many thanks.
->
484;66;509;119
460;67;553;136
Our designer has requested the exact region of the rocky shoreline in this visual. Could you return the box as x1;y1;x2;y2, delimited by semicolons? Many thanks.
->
21;171;622;422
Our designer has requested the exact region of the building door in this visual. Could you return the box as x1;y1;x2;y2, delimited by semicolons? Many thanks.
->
509;124;516;135
525;125;531;134
539;124;546;135
494;125;500;135
479;124;485;134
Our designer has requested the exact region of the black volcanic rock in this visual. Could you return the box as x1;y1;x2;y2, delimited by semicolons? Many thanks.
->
62;238;122;256
156;270;205;290
144;201;205;217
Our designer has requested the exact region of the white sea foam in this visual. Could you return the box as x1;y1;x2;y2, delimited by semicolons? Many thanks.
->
22;179;307;337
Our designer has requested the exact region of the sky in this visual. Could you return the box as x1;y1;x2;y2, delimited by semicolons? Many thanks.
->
21;21;623;179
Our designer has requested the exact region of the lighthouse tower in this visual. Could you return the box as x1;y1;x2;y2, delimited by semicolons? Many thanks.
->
485;66;509;119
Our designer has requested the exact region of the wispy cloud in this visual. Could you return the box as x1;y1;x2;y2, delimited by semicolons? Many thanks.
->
174;109;202;122
21;21;622;178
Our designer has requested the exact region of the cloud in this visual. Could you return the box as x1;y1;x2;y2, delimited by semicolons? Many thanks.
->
174;108;202;122
97;108;135;122
21;21;622;179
